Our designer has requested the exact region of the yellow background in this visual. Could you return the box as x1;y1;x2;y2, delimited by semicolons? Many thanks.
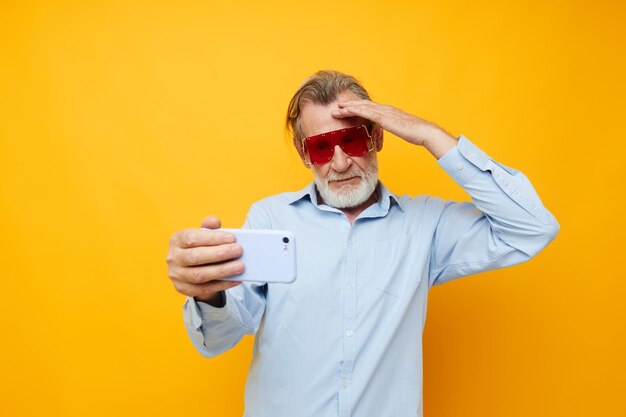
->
1;0;624;416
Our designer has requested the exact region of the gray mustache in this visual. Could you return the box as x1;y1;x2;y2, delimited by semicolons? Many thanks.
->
326;169;365;183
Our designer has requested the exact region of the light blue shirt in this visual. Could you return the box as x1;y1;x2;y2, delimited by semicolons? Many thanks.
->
183;136;559;417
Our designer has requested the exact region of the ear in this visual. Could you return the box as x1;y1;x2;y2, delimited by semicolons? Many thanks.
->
373;124;384;152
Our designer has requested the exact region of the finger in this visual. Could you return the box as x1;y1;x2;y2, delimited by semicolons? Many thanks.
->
173;228;236;249
336;99;374;107
172;279;242;298
330;107;353;118
175;242;243;267
169;259;245;284
332;105;381;123
201;215;221;229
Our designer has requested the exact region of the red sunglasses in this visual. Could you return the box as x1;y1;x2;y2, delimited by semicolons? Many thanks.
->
302;125;374;165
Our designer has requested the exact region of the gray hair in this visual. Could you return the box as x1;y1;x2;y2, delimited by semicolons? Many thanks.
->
286;70;372;157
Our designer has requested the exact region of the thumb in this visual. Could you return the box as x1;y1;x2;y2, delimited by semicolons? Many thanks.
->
200;215;221;229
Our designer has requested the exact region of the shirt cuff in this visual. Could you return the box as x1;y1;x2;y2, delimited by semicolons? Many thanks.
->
186;295;232;330
437;135;487;185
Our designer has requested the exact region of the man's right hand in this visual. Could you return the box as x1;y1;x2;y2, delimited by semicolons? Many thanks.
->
166;216;244;305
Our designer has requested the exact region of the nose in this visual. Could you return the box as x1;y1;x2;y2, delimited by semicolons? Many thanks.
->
330;145;352;173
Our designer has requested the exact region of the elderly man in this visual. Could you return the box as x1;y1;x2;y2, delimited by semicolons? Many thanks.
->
166;70;559;417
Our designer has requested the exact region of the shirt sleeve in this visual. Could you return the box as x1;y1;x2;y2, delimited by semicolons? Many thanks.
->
428;135;560;287
182;204;270;357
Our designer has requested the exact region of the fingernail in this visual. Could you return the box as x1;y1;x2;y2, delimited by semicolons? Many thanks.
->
231;261;244;273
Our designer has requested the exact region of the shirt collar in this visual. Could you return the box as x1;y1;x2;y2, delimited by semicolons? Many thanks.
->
286;181;405;213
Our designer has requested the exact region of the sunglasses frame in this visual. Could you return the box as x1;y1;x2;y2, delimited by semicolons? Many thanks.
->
301;124;375;166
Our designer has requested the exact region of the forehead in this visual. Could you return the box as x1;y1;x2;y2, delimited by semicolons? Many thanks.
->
300;90;368;138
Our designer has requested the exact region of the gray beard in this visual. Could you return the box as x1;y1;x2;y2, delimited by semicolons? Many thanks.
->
314;156;379;209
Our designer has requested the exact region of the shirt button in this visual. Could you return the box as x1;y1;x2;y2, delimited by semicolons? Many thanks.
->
341;379;348;388
456;162;464;170
347;283;354;289
348;239;354;246
468;151;476;159
346;330;354;337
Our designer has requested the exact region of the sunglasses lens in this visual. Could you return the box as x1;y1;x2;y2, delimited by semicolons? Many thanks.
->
340;126;370;157
305;136;334;164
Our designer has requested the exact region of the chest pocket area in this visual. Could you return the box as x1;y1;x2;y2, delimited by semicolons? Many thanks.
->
375;234;422;298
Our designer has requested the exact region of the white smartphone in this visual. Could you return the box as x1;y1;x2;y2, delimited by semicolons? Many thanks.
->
212;228;297;284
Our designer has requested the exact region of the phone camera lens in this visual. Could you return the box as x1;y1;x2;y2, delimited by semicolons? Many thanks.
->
282;237;289;244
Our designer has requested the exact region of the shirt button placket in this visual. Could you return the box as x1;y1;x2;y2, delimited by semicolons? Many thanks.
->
339;229;357;417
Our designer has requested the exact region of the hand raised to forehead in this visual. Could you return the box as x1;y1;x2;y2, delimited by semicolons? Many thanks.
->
331;99;447;147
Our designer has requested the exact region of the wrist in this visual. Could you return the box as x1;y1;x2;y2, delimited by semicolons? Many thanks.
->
422;126;458;159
